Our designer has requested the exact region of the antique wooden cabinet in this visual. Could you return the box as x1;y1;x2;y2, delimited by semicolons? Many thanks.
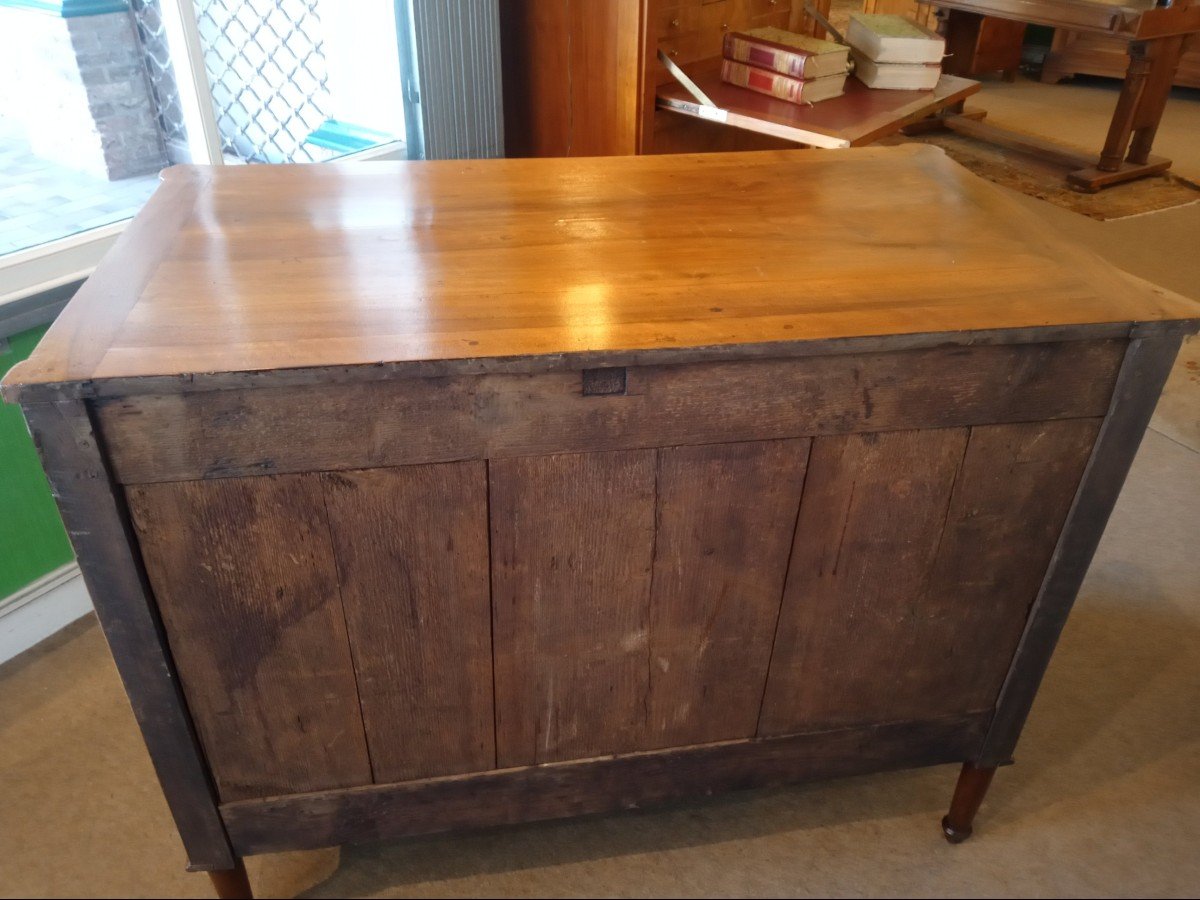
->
4;147;1197;899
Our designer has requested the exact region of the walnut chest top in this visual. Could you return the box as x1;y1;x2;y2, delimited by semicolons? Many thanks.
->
4;144;1198;401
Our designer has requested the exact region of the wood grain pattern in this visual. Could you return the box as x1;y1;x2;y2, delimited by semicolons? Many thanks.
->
759;428;970;735
760;419;1104;736
221;712;991;855
5;148;1197;401
126;475;372;801
980;334;1184;765
95;340;1125;484
914;418;1101;715
490;451;656;767
501;0;642;157
19;400;235;870
646;439;810;749
320;463;495;783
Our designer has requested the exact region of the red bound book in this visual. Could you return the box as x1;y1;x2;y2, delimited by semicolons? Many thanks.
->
720;59;847;106
722;27;851;80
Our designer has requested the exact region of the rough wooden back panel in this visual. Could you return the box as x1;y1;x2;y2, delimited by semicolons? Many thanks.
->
114;342;1116;799
95;341;1123;484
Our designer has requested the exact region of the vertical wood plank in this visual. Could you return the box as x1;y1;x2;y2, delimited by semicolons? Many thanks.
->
126;475;373;801
321;463;495;783
980;334;1184;765
914;418;1102;715
758;428;969;736
20;400;234;870
646;439;810;749
491;450;656;767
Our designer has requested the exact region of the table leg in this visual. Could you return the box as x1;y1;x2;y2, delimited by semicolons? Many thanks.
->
208;859;253;900
941;761;997;844
1126;34;1185;165
1097;41;1152;173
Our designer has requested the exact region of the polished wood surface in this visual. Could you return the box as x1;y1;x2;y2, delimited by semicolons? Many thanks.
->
657;72;982;146
6;147;1198;401
500;0;643;156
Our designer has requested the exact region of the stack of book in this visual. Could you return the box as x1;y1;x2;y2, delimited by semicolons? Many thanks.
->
720;27;851;106
846;14;945;91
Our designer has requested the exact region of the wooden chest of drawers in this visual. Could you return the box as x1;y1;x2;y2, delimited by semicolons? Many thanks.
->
5;147;1197;898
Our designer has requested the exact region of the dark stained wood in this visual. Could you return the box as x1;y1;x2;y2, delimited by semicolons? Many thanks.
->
979;335;1186;766
207;860;253;900
939;11;1026;80
759;427;971;735
761;418;1103;736
1126;34;1187;164
221;712;992;855
321;463;496;783
490;450;657;766
917;418;1102;714
126;475;373;801
941;761;997;843
18;400;234;871
74;322;1143;402
646;439;811;749
1098;39;1153;172
1066;155;1172;193
95;341;1126;484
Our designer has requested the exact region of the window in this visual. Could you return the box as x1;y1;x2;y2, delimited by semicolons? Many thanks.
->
0;0;413;267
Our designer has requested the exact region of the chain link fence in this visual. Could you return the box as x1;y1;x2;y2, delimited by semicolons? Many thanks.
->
131;0;335;164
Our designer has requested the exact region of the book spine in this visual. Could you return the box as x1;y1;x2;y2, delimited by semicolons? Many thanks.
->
722;32;809;78
720;59;807;105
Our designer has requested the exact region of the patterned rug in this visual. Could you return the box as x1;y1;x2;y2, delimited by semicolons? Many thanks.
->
886;128;1200;221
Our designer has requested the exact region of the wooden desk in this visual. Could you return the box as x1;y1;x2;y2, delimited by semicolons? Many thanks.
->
920;0;1200;189
658;70;981;147
5;149;1198;899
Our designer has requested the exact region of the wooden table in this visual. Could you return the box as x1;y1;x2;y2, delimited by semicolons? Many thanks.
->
4;149;1198;899
920;0;1200;190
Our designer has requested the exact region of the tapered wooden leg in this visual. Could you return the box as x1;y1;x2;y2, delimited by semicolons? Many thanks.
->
942;761;997;844
207;858;253;900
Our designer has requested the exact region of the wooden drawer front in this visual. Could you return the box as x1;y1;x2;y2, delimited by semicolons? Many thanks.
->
759;417;1100;735
490;439;810;766
97;340;1124;485
127;461;494;802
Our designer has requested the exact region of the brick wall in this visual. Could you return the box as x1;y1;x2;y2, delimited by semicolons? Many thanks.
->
0;7;166;181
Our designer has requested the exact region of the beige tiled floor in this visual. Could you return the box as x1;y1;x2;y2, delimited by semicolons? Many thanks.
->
1;73;1198;898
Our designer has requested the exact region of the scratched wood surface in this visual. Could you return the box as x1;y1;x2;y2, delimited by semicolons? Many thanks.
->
758;419;1103;735
5;146;1198;401
95;340;1124;484
758;428;972;734
914;418;1102;715
490;450;657;766
646;439;810;749
126;475;373;802
320;463;495;783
